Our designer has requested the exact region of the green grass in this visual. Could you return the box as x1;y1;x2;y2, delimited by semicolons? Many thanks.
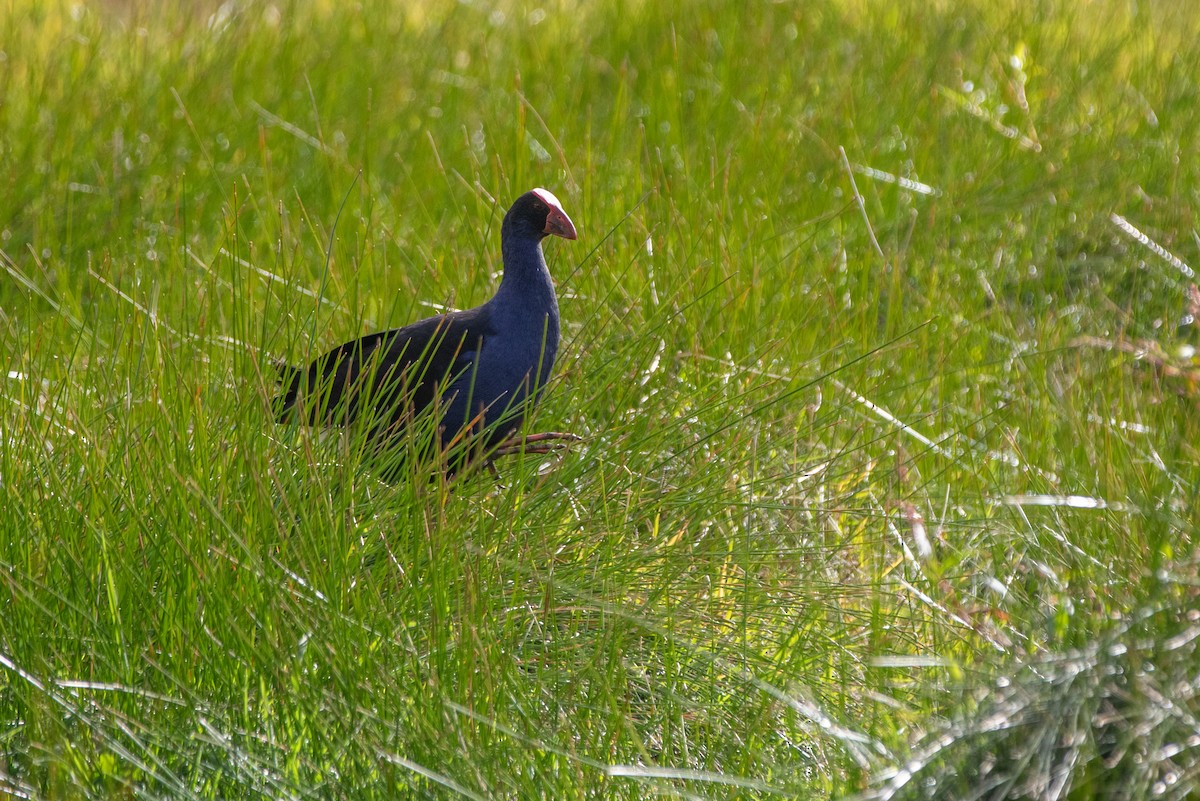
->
1;0;1198;798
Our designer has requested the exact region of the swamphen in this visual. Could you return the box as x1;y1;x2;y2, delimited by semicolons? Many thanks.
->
274;188;579;476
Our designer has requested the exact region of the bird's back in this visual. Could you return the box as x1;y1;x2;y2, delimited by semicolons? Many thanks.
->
274;307;490;437
274;300;557;456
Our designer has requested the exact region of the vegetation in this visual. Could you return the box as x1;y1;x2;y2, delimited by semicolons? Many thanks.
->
1;0;1197;797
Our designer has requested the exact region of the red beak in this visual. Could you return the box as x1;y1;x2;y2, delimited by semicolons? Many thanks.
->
544;207;578;240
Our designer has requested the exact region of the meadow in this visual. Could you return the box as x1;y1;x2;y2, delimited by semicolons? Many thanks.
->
1;0;1198;798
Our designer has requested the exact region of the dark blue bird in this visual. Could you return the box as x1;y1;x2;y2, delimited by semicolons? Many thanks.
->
274;188;578;474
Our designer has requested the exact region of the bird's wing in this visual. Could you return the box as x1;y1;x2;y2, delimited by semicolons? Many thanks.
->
275;307;490;427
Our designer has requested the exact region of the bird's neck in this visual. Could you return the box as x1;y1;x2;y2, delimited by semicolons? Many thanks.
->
496;234;557;309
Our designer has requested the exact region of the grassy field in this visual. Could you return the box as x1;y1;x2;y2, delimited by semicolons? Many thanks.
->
2;0;1198;798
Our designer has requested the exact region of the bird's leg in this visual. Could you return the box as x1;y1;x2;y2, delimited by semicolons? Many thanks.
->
521;431;584;445
491;431;583;458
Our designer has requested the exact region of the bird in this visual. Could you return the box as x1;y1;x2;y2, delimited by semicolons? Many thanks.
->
274;188;580;476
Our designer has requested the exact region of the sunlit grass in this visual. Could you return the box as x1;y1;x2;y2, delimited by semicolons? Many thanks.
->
1;0;1198;798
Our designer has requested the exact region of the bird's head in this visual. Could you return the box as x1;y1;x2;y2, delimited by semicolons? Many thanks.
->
505;188;577;241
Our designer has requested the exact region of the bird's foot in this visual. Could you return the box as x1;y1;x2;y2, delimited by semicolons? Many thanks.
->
483;459;507;489
492;431;583;458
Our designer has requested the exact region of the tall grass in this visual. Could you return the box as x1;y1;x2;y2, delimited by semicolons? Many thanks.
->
1;0;1198;798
